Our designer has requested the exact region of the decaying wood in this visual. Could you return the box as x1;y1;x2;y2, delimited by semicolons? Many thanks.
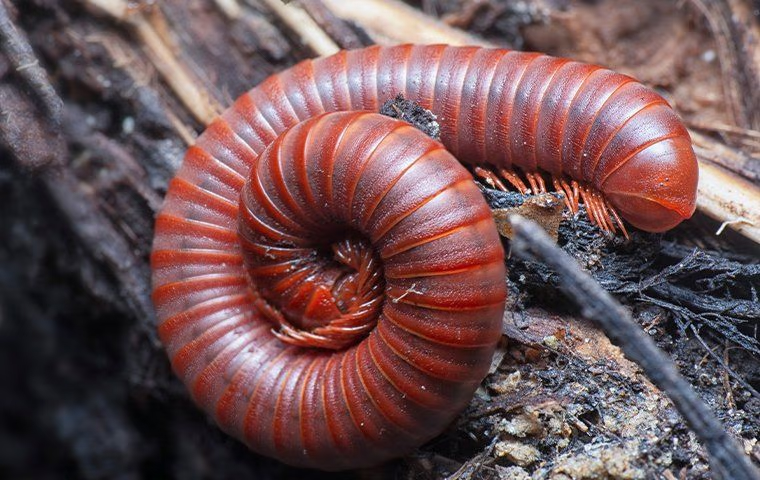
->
257;0;339;56
510;214;760;480
502;308;648;384
84;0;223;126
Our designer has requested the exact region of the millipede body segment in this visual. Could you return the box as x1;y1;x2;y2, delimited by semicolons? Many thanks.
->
151;45;699;470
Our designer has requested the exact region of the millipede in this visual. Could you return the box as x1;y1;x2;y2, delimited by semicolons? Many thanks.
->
150;44;699;470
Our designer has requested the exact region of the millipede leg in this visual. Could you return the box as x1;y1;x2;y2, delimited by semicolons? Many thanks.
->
603;197;629;239
592;190;614;233
578;186;592;222
525;172;547;194
579;186;604;232
497;168;530;194
553;177;579;213
570;181;581;212
251;290;288;326
525;172;539;194
473;165;509;191
576;186;626;236
251;292;333;347
332;238;383;313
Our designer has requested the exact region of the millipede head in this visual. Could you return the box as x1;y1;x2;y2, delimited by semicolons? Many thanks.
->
602;134;699;233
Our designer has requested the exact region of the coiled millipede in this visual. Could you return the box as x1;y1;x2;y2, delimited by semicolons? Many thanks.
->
151;45;699;470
